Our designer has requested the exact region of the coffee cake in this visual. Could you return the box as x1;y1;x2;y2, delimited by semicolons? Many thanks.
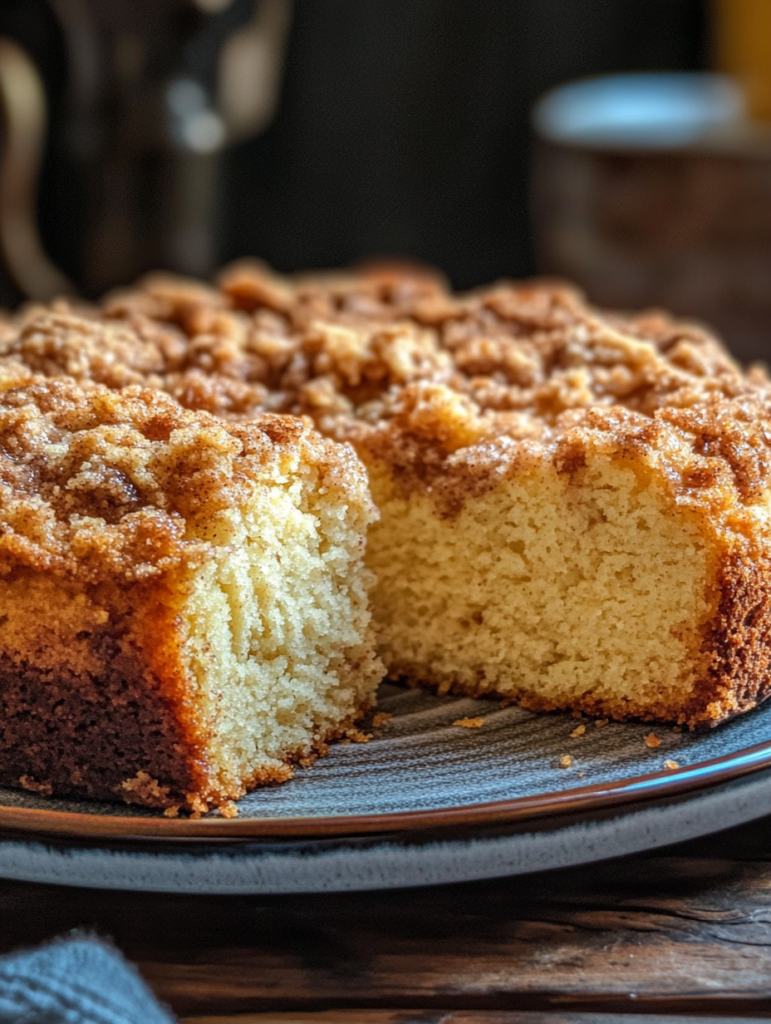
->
2;264;770;728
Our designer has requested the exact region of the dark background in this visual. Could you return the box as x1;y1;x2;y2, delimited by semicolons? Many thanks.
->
224;0;708;287
0;0;708;300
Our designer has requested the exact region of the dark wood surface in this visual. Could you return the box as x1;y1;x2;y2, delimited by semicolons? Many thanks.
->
3;818;771;1022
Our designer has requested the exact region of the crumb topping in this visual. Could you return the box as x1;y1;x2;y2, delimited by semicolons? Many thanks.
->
0;262;768;528
0;378;363;582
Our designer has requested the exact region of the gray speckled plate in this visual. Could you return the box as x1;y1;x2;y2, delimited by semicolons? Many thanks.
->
1;680;771;840
1;768;771;892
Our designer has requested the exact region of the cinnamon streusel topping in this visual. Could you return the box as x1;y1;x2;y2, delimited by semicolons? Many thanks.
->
0;261;768;521
0;378;357;583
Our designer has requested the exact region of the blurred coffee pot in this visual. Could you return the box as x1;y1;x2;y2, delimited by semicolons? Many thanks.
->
0;0;291;301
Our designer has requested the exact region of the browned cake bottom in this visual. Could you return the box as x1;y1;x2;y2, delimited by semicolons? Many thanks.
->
0;658;362;807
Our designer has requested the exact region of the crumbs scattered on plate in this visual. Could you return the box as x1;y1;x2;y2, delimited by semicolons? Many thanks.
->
645;733;661;748
570;724;586;738
348;729;372;743
453;716;485;728
663;759;680;770
372;712;393;728
594;718;608;728
560;754;573;768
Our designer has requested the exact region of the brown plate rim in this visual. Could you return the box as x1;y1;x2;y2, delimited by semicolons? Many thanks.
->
0;735;770;841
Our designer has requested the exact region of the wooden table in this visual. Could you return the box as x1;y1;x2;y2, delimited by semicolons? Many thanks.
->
2;817;771;1023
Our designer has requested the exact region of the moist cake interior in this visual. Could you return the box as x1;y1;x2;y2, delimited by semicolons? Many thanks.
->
179;447;379;801
366;424;715;720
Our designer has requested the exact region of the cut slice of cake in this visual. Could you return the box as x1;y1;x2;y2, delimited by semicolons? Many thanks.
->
0;379;381;812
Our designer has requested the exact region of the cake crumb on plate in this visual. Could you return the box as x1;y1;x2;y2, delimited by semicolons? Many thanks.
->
348;729;373;743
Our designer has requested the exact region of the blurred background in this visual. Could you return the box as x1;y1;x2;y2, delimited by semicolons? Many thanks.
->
2;0;771;358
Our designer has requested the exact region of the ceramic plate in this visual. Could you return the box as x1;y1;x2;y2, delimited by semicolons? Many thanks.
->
1;680;771;840
1;768;770;892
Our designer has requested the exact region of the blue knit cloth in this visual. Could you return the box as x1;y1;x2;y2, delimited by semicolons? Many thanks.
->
0;936;175;1024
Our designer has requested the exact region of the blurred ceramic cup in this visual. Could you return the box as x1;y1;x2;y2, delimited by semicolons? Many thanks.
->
532;72;771;363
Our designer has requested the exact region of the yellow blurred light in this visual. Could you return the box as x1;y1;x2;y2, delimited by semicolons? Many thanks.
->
715;0;771;121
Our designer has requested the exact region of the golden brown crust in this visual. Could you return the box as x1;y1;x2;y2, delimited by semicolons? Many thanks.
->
691;542;771;727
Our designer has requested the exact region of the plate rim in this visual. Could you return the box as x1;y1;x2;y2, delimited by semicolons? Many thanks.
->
1;767;771;893
1;733;770;840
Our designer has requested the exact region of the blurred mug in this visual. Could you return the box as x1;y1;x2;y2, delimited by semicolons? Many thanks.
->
0;0;292;302
532;72;771;363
